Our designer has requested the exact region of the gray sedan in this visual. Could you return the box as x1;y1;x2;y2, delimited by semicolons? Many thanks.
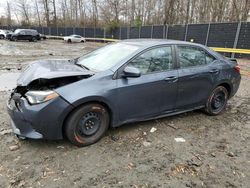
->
7;39;241;146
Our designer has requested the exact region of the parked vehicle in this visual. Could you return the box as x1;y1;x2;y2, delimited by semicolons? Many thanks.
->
0;29;13;39
7;39;241;146
63;35;86;43
39;33;47;40
7;29;40;42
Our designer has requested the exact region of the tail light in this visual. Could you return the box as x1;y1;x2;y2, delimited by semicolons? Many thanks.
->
234;63;240;73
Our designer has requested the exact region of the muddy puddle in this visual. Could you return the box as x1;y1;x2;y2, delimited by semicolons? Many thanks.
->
0;72;20;91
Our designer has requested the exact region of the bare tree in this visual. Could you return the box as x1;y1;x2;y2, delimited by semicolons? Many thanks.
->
6;1;12;26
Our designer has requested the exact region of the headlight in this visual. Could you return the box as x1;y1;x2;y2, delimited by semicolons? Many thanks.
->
25;90;59;105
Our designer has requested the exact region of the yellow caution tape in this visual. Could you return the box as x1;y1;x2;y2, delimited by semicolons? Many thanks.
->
211;47;250;54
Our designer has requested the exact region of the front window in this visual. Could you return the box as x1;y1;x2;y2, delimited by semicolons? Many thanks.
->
76;43;139;72
126;46;173;74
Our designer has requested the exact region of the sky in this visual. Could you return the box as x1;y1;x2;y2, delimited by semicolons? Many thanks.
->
0;0;7;17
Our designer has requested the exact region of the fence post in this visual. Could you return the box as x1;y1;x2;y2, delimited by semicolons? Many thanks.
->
139;26;141;38
184;24;189;41
127;27;130;39
166;24;169;39
205;23;211;46
151;25;154;38
232;22;242;58
119;27;121;40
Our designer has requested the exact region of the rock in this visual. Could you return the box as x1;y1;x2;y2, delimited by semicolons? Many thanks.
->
150;127;157;133
187;158;203;167
110;135;119;142
227;152;235;157
9;145;20;151
143;141;151;147
0;129;12;135
174;137;186;142
56;146;64;149
211;153;216;157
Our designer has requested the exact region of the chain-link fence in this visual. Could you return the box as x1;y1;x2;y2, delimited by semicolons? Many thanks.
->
1;22;250;57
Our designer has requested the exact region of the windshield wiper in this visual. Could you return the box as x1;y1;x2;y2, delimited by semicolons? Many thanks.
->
75;62;90;70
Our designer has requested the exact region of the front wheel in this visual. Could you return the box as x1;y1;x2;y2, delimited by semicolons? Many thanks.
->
12;37;17;41
65;103;110;147
204;86;228;115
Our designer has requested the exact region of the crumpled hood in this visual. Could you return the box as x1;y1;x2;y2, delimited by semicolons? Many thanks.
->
17;59;94;86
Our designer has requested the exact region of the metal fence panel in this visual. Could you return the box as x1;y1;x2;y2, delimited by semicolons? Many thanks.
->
236;22;250;58
207;23;238;48
140;26;152;38
84;28;94;38
186;24;208;45
152;26;164;39
167;25;186;40
58;27;66;36
65;27;74;36
75;27;83;36
50;27;57;35
95;28;104;38
129;27;140;39
121;27;128;39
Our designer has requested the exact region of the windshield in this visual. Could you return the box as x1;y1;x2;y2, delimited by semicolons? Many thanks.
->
14;29;21;34
76;43;139;71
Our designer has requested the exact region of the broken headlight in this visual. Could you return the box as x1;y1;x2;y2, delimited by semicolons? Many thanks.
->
25;90;59;105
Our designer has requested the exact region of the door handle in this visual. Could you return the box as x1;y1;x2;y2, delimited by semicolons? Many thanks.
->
209;69;219;74
164;76;178;82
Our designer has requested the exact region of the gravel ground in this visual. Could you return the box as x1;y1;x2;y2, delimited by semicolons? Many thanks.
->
0;40;249;188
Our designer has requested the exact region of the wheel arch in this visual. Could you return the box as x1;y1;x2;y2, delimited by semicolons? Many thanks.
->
61;100;114;138
217;82;232;97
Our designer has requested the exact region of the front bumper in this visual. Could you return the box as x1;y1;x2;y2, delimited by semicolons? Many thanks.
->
7;93;73;140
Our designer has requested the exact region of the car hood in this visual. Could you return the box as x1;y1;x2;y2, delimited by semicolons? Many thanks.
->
17;59;94;86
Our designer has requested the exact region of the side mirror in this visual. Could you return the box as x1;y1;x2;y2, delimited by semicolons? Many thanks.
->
123;66;141;78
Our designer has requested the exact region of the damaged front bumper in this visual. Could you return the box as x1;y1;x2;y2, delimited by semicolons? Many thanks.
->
7;92;74;140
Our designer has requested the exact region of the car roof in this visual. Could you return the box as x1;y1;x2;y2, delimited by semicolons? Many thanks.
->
15;29;37;32
120;39;205;48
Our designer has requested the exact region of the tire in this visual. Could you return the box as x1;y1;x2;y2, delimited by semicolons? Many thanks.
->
67;39;71;43
204;86;229;115
81;40;85;43
0;35;5;39
65;103;110;147
12;37;17;41
32;37;37;42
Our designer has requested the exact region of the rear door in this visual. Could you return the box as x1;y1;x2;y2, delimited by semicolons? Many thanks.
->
18;31;26;40
175;45;219;109
116;45;178;122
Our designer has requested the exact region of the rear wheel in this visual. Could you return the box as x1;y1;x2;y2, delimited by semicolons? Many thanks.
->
0;35;5;39
67;39;72;43
204;86;228;115
32;37;37;42
65;103;109;147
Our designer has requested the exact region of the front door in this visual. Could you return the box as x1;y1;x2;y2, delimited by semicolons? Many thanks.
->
116;45;178;122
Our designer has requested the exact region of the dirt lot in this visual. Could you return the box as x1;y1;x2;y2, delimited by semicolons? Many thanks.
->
0;40;249;188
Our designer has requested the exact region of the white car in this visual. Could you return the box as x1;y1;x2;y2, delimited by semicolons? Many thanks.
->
63;35;86;43
0;29;13;39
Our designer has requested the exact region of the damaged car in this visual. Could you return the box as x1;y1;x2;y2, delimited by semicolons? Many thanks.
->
7;39;241;146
